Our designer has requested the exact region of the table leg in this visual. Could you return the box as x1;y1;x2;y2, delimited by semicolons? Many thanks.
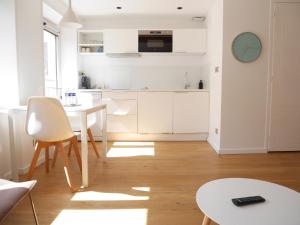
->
80;112;88;187
202;215;211;225
102;108;107;160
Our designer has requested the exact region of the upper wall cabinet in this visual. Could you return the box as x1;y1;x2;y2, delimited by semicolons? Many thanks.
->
104;29;138;53
78;31;104;54
173;29;207;54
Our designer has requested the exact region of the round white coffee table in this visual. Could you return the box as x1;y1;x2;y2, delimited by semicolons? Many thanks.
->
196;178;300;225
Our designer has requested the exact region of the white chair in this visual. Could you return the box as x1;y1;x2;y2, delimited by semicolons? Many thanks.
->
0;179;38;225
25;97;82;192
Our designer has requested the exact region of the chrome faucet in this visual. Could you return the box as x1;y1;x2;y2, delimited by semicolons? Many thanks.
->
184;72;191;89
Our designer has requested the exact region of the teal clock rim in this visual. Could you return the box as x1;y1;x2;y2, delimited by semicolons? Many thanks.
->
232;32;262;63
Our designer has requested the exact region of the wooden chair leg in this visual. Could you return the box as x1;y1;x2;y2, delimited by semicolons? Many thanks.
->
57;142;76;192
202;215;211;225
87;128;100;158
71;136;82;172
45;147;49;173
67;141;73;157
51;146;59;168
27;142;43;180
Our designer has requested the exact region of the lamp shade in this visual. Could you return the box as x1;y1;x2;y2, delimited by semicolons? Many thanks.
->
60;0;82;29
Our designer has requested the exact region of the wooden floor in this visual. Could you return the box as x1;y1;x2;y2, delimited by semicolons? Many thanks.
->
3;141;300;225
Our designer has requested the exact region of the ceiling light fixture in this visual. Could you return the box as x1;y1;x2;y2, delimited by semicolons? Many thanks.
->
60;0;82;29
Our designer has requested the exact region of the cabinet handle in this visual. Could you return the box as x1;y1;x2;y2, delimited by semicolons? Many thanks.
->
113;112;129;116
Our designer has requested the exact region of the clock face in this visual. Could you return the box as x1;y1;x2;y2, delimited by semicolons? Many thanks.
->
232;32;262;63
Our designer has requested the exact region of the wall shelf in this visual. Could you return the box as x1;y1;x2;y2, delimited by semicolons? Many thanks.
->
78;30;104;53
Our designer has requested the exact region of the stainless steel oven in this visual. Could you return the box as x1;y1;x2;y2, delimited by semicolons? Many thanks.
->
138;30;173;52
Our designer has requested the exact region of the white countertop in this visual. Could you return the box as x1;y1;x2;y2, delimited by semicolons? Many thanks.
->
78;88;209;92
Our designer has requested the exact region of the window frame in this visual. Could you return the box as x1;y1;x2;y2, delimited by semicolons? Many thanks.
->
43;25;61;97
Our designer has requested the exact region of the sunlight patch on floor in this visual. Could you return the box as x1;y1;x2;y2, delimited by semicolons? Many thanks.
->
107;147;155;157
51;209;148;225
113;141;155;146
132;187;151;192
71;191;149;201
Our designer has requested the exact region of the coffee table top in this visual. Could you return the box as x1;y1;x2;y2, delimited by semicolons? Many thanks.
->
196;178;300;225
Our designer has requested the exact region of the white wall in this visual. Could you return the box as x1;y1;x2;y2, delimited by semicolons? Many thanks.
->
0;0;45;177
207;0;223;152
219;0;271;153
0;0;19;107
0;0;45;106
15;0;45;105
61;28;79;90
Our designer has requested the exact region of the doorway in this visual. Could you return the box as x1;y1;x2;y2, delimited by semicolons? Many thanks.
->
269;3;300;151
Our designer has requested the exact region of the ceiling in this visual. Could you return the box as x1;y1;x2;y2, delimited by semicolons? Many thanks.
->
59;0;213;17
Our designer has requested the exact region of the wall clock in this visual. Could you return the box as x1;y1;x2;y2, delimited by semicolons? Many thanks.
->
232;32;262;63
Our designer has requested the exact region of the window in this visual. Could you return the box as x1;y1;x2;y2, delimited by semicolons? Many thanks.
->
43;30;58;97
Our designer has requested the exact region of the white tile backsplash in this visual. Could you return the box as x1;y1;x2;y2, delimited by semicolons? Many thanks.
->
78;54;209;90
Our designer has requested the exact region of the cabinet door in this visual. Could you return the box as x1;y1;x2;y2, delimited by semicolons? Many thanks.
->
106;100;137;115
173;29;207;53
173;92;209;133
138;92;173;133
104;29;138;53
107;115;137;133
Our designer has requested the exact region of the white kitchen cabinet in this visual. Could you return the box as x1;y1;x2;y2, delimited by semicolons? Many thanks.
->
102;91;137;100
102;91;138;133
173;29;207;53
173;92;209;133
104;29;138;53
138;92;173;134
106;100;137;115
107;115;137;133
78;31;104;54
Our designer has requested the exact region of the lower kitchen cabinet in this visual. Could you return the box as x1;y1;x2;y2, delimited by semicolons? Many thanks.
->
107;115;137;133
102;91;138;133
103;90;209;136
173;92;209;133
138;92;173;133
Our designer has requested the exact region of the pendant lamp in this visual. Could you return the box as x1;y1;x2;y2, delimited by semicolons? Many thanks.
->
60;0;82;29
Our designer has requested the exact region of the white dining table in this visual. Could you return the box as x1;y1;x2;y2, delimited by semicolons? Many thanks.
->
8;103;107;188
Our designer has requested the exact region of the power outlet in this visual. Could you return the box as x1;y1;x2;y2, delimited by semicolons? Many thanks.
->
215;66;219;73
215;128;219;134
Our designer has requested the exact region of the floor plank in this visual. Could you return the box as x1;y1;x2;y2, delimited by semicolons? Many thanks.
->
3;141;300;225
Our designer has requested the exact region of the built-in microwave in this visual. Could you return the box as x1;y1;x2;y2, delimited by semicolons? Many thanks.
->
138;30;173;52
